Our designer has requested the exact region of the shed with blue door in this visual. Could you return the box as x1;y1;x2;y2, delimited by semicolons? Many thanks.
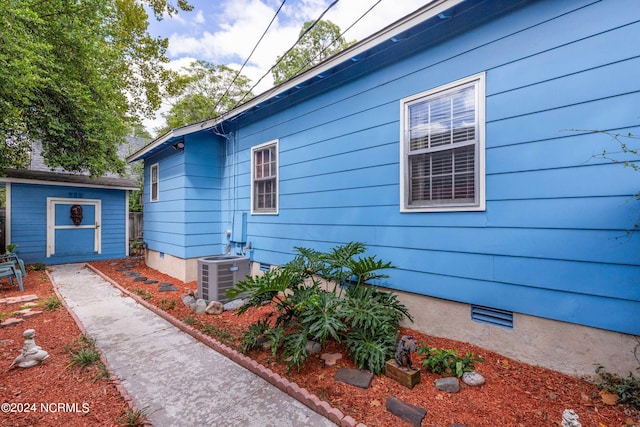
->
129;0;640;377
1;169;138;265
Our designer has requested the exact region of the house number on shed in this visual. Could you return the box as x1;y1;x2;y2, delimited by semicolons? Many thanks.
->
70;205;83;226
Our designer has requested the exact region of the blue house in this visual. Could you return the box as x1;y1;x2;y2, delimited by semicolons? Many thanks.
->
0;169;138;265
129;0;640;376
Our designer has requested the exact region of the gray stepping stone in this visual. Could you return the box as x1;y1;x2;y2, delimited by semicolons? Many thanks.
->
132;276;148;282
125;271;141;277
144;280;158;285
158;283;178;292
385;396;426;427
116;267;129;272
334;368;373;389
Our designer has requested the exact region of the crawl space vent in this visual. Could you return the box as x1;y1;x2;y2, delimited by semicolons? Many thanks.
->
470;305;513;328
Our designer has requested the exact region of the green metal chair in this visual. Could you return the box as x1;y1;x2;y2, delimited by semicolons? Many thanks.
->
0;264;23;292
0;253;26;277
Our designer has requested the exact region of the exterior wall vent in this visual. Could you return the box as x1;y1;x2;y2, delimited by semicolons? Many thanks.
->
259;263;270;272
471;305;513;328
198;255;250;303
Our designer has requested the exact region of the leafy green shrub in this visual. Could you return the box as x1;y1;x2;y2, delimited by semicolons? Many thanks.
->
595;366;640;409
240;319;271;354
133;288;152;300
417;344;483;377
159;299;176;311
225;242;412;374
29;263;47;271
42;296;62;311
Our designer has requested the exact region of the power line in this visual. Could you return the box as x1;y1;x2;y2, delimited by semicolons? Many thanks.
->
211;0;288;116
233;0;341;107
286;0;384;82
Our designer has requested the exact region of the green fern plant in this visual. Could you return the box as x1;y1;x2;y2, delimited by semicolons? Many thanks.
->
240;319;271;354
224;242;411;375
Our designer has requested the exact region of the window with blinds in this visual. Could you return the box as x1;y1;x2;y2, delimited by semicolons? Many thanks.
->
251;140;278;214
401;74;485;211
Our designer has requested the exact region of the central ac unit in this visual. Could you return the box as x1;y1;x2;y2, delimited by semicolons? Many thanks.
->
197;255;250;303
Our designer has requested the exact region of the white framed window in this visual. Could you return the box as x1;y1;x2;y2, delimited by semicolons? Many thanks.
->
150;163;159;202
251;140;278;214
400;73;485;212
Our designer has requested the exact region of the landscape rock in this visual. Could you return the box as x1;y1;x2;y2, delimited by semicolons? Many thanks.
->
194;299;207;314
1;318;24;327
181;294;196;308
144;280;158;285
223;298;246;311
205;301;224;315
0;295;39;305
385;396;426;427
158;283;178;292
320;353;342;367
335;368;374;389
562;409;582;427
305;340;322;355
434;377;460;393
462;371;485;387
132;276;148;282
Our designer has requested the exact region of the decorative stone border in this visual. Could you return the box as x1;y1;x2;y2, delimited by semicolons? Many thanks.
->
85;263;368;427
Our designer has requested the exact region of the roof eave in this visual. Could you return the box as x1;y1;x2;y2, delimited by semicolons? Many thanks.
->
127;0;465;163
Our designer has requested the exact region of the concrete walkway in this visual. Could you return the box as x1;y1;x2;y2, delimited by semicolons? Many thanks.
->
50;263;337;427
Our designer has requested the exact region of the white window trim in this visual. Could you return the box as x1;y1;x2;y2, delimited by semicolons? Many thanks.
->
251;139;279;215
399;72;486;212
150;163;159;203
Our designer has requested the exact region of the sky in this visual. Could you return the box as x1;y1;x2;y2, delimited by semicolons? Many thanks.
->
143;0;432;133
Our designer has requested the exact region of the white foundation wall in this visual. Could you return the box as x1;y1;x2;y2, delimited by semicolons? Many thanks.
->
145;250;199;283
149;258;636;378
396;290;638;378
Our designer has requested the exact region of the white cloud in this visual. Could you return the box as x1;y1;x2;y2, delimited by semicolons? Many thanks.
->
194;9;205;24
145;0;432;135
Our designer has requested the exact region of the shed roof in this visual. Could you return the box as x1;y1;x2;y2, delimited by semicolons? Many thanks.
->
0;169;138;191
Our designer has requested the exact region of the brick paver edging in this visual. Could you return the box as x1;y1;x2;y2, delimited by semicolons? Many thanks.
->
85;263;367;427
47;270;145;420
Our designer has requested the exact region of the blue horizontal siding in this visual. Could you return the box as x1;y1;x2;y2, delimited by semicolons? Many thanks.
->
202;0;640;334
10;183;128;264
143;135;225;257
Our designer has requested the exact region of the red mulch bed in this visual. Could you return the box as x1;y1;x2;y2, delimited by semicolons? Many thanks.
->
0;268;129;427
1;258;638;426
87;258;639;427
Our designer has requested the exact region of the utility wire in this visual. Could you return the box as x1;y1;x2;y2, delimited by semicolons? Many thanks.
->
210;0;288;116
286;0;384;82
232;0;341;107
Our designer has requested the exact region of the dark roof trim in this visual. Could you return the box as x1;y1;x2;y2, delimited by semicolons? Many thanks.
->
0;169;139;191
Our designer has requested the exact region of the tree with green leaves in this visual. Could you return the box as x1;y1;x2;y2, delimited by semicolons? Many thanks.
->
160;60;254;133
0;0;192;176
272;20;356;86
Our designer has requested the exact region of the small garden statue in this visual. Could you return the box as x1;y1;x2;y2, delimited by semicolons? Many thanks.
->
9;329;49;369
395;335;417;370
561;409;582;427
